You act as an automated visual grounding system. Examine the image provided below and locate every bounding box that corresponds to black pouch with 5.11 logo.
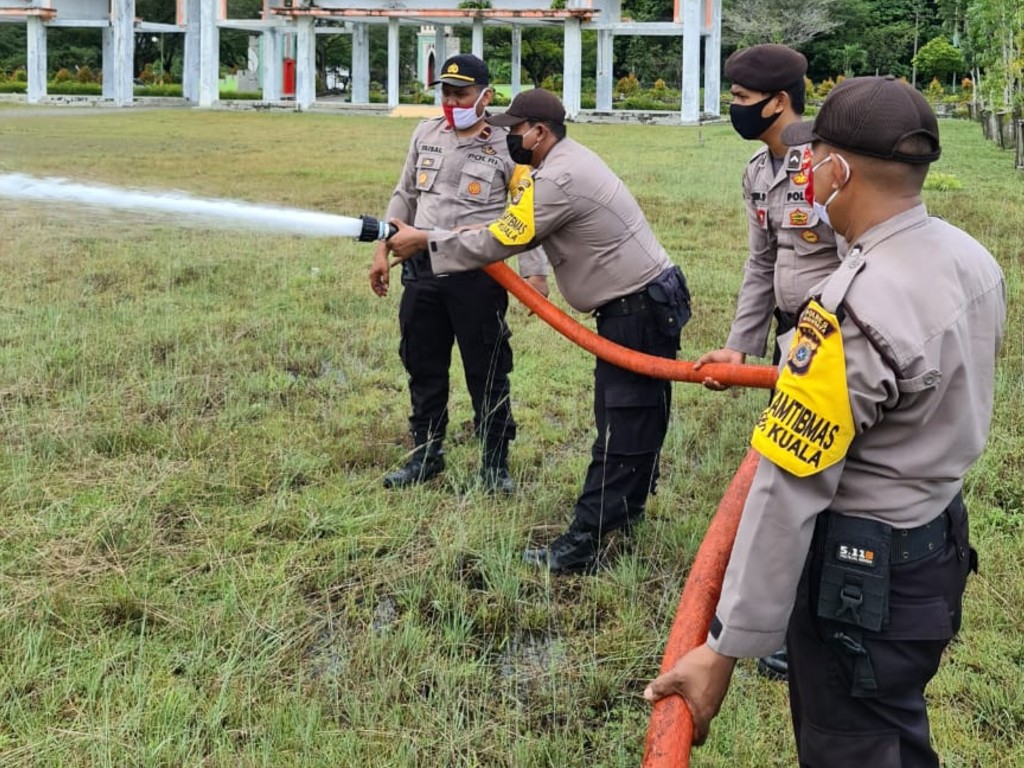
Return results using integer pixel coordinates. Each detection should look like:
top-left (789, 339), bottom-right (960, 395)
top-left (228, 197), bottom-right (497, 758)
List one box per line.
top-left (816, 513), bottom-right (892, 632)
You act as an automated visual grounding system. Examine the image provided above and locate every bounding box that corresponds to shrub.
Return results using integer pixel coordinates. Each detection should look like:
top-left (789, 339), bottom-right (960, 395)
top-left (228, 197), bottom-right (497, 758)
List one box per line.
top-left (490, 90), bottom-right (510, 107)
top-left (134, 84), bottom-right (184, 97)
top-left (0, 81), bottom-right (26, 93)
top-left (48, 81), bottom-right (102, 95)
top-left (616, 72), bottom-right (640, 98)
top-left (817, 78), bottom-right (836, 99)
top-left (925, 77), bottom-right (945, 102)
top-left (76, 65), bottom-right (95, 84)
top-left (621, 93), bottom-right (672, 110)
top-left (220, 90), bottom-right (261, 101)
top-left (53, 68), bottom-right (73, 83)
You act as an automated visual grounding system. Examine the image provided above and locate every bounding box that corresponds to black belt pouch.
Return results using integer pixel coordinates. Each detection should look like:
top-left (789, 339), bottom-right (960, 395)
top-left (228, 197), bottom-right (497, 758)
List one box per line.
top-left (645, 265), bottom-right (692, 337)
top-left (816, 514), bottom-right (892, 632)
top-left (401, 250), bottom-right (434, 283)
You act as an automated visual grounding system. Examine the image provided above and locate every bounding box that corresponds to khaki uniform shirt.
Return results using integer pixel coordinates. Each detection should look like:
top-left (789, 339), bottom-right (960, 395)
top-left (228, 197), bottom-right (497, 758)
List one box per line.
top-left (710, 205), bottom-right (1006, 658)
top-left (385, 116), bottom-right (547, 277)
top-left (726, 144), bottom-right (841, 357)
top-left (426, 138), bottom-right (673, 313)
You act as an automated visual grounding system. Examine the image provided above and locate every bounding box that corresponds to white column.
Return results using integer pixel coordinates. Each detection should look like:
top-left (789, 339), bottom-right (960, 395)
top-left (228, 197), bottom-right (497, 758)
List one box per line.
top-left (596, 29), bottom-right (613, 111)
top-left (562, 17), bottom-right (582, 119)
top-left (295, 16), bottom-right (316, 110)
top-left (433, 25), bottom-right (445, 105)
top-left (262, 28), bottom-right (282, 101)
top-left (183, 0), bottom-right (201, 102)
top-left (352, 23), bottom-right (370, 104)
top-left (26, 16), bottom-right (47, 104)
top-left (387, 18), bottom-right (400, 108)
top-left (198, 0), bottom-right (220, 107)
top-left (510, 26), bottom-right (522, 96)
top-left (680, 0), bottom-right (700, 123)
top-left (106, 0), bottom-right (135, 106)
top-left (702, 0), bottom-right (721, 118)
top-left (472, 19), bottom-right (484, 58)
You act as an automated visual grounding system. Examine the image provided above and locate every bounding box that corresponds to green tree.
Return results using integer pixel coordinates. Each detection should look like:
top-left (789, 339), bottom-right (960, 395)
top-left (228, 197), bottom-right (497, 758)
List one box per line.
top-left (912, 36), bottom-right (965, 81)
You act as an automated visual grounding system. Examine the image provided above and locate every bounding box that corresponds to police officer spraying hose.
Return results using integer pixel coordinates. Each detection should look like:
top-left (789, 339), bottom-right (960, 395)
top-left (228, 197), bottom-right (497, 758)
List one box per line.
top-left (371, 55), bottom-right (549, 494)
top-left (387, 88), bottom-right (692, 574)
top-left (645, 77), bottom-right (1005, 767)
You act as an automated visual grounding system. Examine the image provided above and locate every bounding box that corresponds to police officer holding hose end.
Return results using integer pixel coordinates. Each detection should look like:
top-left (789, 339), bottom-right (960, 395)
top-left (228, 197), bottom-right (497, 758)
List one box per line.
top-left (370, 55), bottom-right (549, 494)
top-left (387, 88), bottom-right (692, 574)
top-left (646, 76), bottom-right (1005, 767)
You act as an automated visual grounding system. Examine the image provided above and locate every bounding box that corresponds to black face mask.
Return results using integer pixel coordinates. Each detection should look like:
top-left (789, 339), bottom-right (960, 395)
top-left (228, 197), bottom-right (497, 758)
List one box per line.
top-left (506, 126), bottom-right (539, 165)
top-left (729, 94), bottom-right (781, 140)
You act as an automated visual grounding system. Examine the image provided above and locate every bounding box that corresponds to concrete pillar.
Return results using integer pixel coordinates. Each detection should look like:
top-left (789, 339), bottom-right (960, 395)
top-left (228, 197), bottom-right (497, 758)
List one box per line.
top-left (387, 18), bottom-right (400, 108)
top-left (295, 16), bottom-right (316, 110)
top-left (472, 19), bottom-right (484, 58)
top-left (510, 26), bottom-right (522, 96)
top-left (183, 0), bottom-right (201, 102)
top-left (681, 0), bottom-right (700, 123)
top-left (26, 16), bottom-right (47, 104)
top-left (702, 0), bottom-right (721, 118)
top-left (262, 28), bottom-right (282, 101)
top-left (198, 0), bottom-right (219, 107)
top-left (562, 17), bottom-right (582, 119)
top-left (352, 23), bottom-right (370, 104)
top-left (433, 25), bottom-right (445, 105)
top-left (104, 0), bottom-right (135, 106)
top-left (596, 29), bottom-right (613, 111)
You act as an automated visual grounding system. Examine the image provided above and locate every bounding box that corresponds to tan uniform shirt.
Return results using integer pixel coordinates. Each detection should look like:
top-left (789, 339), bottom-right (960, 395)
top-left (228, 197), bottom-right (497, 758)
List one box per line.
top-left (425, 137), bottom-right (673, 313)
top-left (726, 144), bottom-right (841, 357)
top-left (385, 116), bottom-right (547, 277)
top-left (711, 205), bottom-right (1006, 658)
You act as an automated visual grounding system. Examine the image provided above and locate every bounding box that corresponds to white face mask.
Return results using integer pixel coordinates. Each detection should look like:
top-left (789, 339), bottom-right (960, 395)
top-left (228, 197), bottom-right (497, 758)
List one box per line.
top-left (446, 88), bottom-right (488, 130)
top-left (811, 154), bottom-right (851, 228)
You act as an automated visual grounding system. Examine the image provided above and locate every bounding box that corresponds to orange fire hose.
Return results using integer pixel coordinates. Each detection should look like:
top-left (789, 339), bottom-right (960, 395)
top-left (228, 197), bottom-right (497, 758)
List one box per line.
top-left (483, 262), bottom-right (778, 389)
top-left (641, 448), bottom-right (761, 768)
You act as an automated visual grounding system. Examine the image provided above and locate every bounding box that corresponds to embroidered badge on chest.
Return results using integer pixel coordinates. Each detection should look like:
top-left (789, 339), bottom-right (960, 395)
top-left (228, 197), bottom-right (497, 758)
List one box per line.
top-left (802, 230), bottom-right (819, 244)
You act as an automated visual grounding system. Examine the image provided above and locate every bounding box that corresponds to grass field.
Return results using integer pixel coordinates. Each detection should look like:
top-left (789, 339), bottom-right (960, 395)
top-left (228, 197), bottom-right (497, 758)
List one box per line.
top-left (0, 107), bottom-right (1022, 767)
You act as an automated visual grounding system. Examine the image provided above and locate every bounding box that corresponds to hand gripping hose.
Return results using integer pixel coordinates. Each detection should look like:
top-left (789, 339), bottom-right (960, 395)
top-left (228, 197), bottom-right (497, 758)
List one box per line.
top-left (642, 448), bottom-right (761, 768)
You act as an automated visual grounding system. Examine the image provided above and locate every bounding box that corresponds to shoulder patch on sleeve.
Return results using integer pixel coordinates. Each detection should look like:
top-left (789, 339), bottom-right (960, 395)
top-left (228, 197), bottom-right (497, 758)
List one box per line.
top-left (489, 174), bottom-right (536, 245)
top-left (751, 299), bottom-right (855, 476)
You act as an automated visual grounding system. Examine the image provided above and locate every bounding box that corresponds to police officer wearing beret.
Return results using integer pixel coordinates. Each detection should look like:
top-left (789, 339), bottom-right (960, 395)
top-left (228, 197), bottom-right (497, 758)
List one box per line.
top-left (387, 88), bottom-right (692, 573)
top-left (696, 43), bottom-right (843, 681)
top-left (370, 55), bottom-right (549, 493)
top-left (646, 77), bottom-right (1005, 767)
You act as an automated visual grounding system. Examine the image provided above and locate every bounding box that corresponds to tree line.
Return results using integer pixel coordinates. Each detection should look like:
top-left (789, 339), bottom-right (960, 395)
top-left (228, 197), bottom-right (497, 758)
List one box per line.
top-left (0, 0), bottom-right (1019, 109)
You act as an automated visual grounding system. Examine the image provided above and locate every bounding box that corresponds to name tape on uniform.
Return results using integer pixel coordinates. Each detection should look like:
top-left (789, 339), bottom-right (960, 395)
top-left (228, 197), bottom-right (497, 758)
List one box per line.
top-left (751, 300), bottom-right (854, 476)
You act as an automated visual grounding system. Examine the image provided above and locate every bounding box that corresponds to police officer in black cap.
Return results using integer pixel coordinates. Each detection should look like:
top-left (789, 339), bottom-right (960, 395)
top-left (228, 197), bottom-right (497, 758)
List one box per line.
top-left (695, 43), bottom-right (843, 682)
top-left (370, 54), bottom-right (549, 493)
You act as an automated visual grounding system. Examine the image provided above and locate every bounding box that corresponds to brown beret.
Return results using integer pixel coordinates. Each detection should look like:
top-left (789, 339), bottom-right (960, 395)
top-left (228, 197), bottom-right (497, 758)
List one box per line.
top-left (724, 44), bottom-right (807, 92)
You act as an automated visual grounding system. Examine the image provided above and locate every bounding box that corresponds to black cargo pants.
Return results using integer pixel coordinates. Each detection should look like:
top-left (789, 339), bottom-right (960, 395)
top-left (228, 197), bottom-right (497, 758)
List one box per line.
top-left (572, 300), bottom-right (679, 534)
top-left (398, 266), bottom-right (516, 447)
top-left (787, 495), bottom-right (973, 768)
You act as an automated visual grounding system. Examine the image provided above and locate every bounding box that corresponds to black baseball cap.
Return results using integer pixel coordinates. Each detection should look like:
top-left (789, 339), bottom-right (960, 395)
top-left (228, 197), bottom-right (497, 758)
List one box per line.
top-left (486, 88), bottom-right (566, 127)
top-left (725, 44), bottom-right (807, 92)
top-left (430, 54), bottom-right (489, 87)
top-left (781, 75), bottom-right (941, 164)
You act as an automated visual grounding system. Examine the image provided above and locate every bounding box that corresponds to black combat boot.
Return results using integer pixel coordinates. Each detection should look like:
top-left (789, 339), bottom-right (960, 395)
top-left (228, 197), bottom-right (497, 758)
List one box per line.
top-left (756, 646), bottom-right (788, 681)
top-left (480, 437), bottom-right (515, 494)
top-left (522, 521), bottom-right (600, 573)
top-left (383, 439), bottom-right (445, 489)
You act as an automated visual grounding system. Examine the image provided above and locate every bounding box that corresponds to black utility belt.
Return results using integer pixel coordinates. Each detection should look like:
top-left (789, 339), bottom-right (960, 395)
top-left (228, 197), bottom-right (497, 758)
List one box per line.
top-left (593, 291), bottom-right (650, 319)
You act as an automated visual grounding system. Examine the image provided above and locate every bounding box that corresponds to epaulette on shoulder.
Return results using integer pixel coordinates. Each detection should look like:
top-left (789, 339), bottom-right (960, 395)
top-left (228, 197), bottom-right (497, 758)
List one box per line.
top-left (747, 145), bottom-right (769, 165)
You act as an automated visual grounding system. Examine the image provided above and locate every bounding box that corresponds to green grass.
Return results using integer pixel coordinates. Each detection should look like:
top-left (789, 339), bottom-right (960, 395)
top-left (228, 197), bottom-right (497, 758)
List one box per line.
top-left (0, 111), bottom-right (1022, 766)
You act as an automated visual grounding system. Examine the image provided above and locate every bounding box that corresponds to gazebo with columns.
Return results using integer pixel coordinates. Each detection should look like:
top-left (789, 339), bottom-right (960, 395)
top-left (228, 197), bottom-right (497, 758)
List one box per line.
top-left (0, 0), bottom-right (723, 122)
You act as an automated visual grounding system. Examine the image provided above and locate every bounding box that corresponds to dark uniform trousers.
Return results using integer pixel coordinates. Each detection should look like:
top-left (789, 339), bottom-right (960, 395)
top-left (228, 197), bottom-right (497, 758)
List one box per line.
top-left (787, 495), bottom-right (973, 768)
top-left (398, 258), bottom-right (516, 449)
top-left (573, 298), bottom-right (680, 534)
